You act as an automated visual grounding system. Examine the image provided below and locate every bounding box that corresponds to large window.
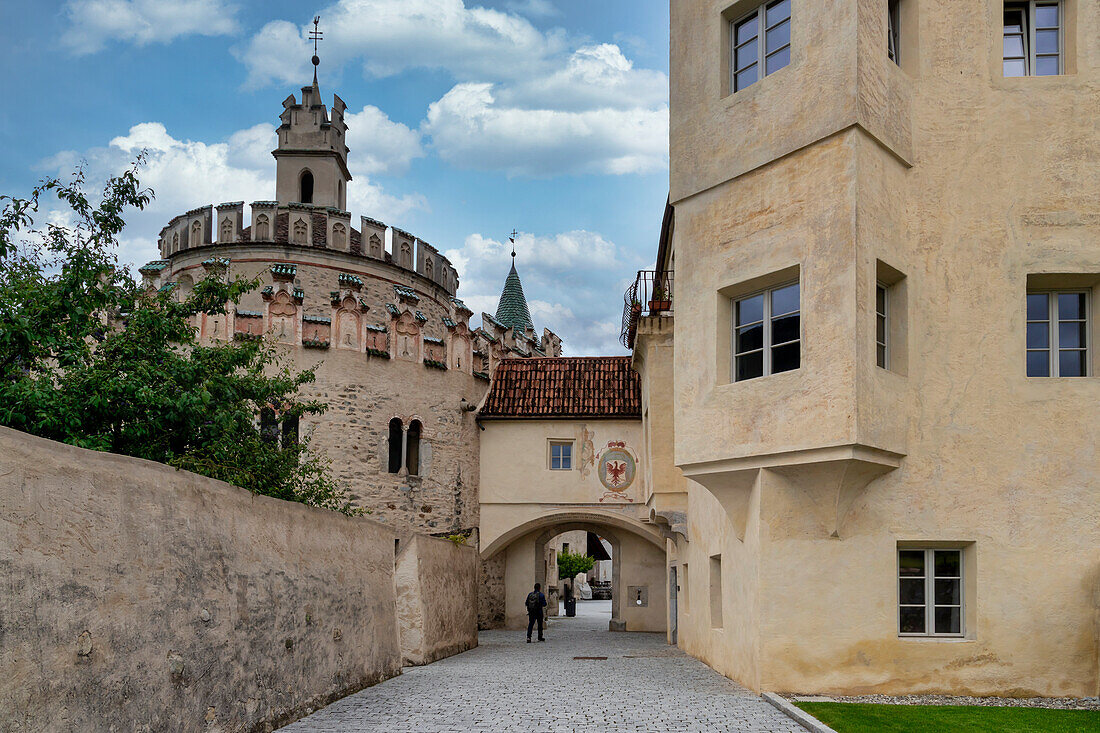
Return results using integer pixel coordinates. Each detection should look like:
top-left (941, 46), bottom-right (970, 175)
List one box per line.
top-left (1003, 2), bottom-right (1062, 77)
top-left (731, 0), bottom-right (792, 92)
top-left (549, 441), bottom-right (573, 470)
top-left (898, 548), bottom-right (963, 637)
top-left (1027, 291), bottom-right (1089, 377)
top-left (735, 282), bottom-right (800, 381)
top-left (388, 418), bottom-right (403, 473)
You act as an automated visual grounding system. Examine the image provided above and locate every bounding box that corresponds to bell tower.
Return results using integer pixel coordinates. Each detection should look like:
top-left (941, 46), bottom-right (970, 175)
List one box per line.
top-left (272, 17), bottom-right (351, 209)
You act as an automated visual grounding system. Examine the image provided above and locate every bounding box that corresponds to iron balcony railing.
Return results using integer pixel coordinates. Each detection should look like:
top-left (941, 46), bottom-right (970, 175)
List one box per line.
top-left (620, 270), bottom-right (674, 349)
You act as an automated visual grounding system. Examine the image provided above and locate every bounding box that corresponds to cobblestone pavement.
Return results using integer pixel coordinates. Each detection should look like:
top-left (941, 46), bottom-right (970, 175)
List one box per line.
top-left (283, 600), bottom-right (806, 732)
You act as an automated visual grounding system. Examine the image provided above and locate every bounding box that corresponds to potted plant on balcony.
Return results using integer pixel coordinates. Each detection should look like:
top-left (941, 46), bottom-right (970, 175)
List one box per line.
top-left (648, 283), bottom-right (671, 312)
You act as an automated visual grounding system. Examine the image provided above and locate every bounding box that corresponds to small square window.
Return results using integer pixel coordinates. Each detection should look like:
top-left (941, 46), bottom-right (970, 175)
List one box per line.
top-left (1004, 2), bottom-right (1062, 77)
top-left (1026, 290), bottom-right (1090, 377)
top-left (898, 547), bottom-right (964, 636)
top-left (550, 441), bottom-right (574, 470)
top-left (734, 281), bottom-right (800, 381)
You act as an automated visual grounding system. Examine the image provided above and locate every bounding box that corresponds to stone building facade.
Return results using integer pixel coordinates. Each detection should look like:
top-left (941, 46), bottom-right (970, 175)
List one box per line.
top-left (140, 74), bottom-right (560, 533)
top-left (621, 0), bottom-right (1100, 698)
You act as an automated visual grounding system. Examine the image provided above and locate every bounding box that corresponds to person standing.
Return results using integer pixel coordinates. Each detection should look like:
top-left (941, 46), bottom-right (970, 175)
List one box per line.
top-left (525, 582), bottom-right (547, 643)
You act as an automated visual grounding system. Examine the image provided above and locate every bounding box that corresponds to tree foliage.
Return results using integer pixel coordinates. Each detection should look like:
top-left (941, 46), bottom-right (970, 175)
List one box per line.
top-left (557, 550), bottom-right (596, 580)
top-left (0, 162), bottom-right (360, 515)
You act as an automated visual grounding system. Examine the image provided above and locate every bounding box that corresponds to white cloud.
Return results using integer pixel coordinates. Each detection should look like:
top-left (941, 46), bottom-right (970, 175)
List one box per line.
top-left (62, 0), bottom-right (239, 55)
top-left (445, 230), bottom-right (636, 355)
top-left (424, 83), bottom-right (668, 177)
top-left (344, 106), bottom-right (425, 175)
top-left (238, 0), bottom-right (561, 88)
top-left (39, 121), bottom-right (425, 270)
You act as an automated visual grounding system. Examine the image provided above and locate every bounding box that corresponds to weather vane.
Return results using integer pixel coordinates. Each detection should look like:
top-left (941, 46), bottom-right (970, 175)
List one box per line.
top-left (309, 16), bottom-right (323, 79)
top-left (508, 229), bottom-right (519, 263)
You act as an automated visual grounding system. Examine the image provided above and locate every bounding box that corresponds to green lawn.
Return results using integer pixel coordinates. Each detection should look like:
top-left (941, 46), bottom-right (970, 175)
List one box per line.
top-left (794, 702), bottom-right (1100, 733)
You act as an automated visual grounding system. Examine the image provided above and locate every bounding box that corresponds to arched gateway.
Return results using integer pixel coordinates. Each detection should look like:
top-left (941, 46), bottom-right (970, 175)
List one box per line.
top-left (477, 357), bottom-right (677, 634)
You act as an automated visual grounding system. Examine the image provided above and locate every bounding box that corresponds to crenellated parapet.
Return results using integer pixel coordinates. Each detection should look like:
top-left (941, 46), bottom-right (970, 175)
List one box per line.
top-left (155, 201), bottom-right (461, 297)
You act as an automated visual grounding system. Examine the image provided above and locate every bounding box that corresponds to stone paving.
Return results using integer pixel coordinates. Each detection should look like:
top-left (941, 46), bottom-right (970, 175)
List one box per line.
top-left (283, 600), bottom-right (807, 732)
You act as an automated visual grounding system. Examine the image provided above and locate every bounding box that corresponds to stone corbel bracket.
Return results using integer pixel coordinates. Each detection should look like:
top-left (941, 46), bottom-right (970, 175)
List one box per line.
top-left (650, 510), bottom-right (689, 543)
top-left (682, 444), bottom-right (903, 541)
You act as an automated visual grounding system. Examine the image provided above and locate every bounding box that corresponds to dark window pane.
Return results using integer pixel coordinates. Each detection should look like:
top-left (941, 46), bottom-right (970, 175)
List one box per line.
top-left (1027, 322), bottom-right (1049, 349)
top-left (772, 314), bottom-right (800, 345)
top-left (1059, 350), bottom-right (1086, 377)
top-left (934, 550), bottom-right (960, 578)
top-left (766, 20), bottom-right (790, 52)
top-left (736, 351), bottom-right (764, 381)
top-left (1035, 4), bottom-right (1059, 27)
top-left (877, 286), bottom-right (887, 313)
top-left (1004, 59), bottom-right (1027, 77)
top-left (1035, 56), bottom-right (1060, 76)
top-left (736, 40), bottom-right (759, 70)
top-left (737, 324), bottom-right (764, 353)
top-left (737, 294), bottom-right (765, 326)
top-left (1035, 29), bottom-right (1059, 54)
top-left (899, 550), bottom-right (925, 576)
top-left (935, 579), bottom-right (961, 606)
top-left (736, 66), bottom-right (759, 90)
top-left (766, 46), bottom-right (791, 74)
top-left (900, 606), bottom-right (925, 634)
top-left (899, 578), bottom-right (925, 605)
top-left (766, 0), bottom-right (791, 26)
top-left (1004, 36), bottom-right (1025, 58)
top-left (1027, 293), bottom-right (1049, 321)
top-left (1027, 350), bottom-right (1050, 377)
top-left (877, 344), bottom-right (887, 368)
top-left (934, 606), bottom-right (961, 634)
top-left (771, 283), bottom-right (799, 316)
top-left (736, 15), bottom-right (759, 45)
top-left (771, 342), bottom-right (800, 374)
top-left (1058, 293), bottom-right (1085, 320)
top-left (1058, 321), bottom-right (1085, 349)
top-left (877, 315), bottom-right (887, 344)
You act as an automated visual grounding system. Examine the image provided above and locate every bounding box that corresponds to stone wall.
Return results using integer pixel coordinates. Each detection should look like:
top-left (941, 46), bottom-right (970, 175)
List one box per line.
top-left (0, 427), bottom-right (406, 732)
top-left (477, 554), bottom-right (507, 630)
top-left (395, 535), bottom-right (478, 666)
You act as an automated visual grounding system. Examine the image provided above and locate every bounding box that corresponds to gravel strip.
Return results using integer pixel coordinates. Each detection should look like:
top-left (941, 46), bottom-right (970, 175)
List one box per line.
top-left (787, 694), bottom-right (1100, 711)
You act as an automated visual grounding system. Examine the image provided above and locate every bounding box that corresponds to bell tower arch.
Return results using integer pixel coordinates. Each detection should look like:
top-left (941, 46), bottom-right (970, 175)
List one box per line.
top-left (272, 78), bottom-right (351, 209)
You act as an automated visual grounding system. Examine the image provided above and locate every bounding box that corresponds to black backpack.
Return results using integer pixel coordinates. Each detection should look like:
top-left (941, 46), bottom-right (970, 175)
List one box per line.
top-left (525, 591), bottom-right (542, 614)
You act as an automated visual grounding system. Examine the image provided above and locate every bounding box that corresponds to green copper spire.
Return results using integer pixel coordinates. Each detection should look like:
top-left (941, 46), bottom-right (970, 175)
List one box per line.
top-left (494, 262), bottom-right (533, 333)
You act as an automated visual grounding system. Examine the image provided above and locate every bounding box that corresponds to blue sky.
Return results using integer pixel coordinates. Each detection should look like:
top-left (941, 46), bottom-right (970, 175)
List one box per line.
top-left (0, 0), bottom-right (670, 355)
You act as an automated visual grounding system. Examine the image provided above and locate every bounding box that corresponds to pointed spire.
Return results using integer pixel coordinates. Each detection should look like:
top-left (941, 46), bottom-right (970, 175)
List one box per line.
top-left (495, 262), bottom-right (534, 333)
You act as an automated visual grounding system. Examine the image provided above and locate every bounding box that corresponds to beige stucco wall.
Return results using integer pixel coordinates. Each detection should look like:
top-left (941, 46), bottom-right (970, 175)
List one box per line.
top-left (663, 0), bottom-right (1100, 697)
top-left (0, 426), bottom-right (404, 732)
top-left (396, 535), bottom-right (478, 666)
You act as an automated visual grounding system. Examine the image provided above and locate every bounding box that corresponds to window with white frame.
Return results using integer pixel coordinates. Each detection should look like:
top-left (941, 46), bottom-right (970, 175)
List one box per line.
top-left (898, 548), bottom-right (963, 636)
top-left (731, 0), bottom-right (792, 92)
top-left (734, 281), bottom-right (800, 381)
top-left (888, 0), bottom-right (901, 65)
top-left (1027, 291), bottom-right (1090, 377)
top-left (876, 283), bottom-right (889, 369)
top-left (1003, 1), bottom-right (1062, 77)
top-left (549, 441), bottom-right (573, 470)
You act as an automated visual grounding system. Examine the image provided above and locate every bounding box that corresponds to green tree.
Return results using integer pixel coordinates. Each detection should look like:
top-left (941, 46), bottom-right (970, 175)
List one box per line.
top-left (557, 550), bottom-right (596, 581)
top-left (0, 162), bottom-right (359, 515)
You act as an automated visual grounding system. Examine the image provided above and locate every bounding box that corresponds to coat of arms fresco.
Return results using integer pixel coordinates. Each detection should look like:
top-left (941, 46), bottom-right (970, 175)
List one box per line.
top-left (597, 441), bottom-right (636, 502)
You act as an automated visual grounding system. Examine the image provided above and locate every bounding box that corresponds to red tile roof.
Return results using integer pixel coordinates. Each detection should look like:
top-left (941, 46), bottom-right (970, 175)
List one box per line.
top-left (479, 356), bottom-right (640, 419)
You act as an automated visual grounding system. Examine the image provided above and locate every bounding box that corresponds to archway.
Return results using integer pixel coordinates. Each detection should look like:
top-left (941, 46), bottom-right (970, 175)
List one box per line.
top-left (480, 510), bottom-right (667, 634)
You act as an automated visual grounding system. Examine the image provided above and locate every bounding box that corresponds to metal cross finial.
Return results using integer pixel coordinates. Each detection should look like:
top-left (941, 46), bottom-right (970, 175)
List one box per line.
top-left (508, 229), bottom-right (518, 263)
top-left (309, 16), bottom-right (323, 71)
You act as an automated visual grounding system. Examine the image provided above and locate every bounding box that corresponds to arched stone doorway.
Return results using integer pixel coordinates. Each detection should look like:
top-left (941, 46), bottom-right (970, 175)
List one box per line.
top-left (480, 510), bottom-right (667, 634)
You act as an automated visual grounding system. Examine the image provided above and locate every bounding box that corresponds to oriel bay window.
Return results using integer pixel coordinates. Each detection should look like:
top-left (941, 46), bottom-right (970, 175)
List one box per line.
top-left (1027, 291), bottom-right (1090, 377)
top-left (734, 281), bottom-right (800, 381)
top-left (898, 548), bottom-right (963, 637)
top-left (1004, 2), bottom-right (1062, 77)
top-left (731, 0), bottom-right (792, 92)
